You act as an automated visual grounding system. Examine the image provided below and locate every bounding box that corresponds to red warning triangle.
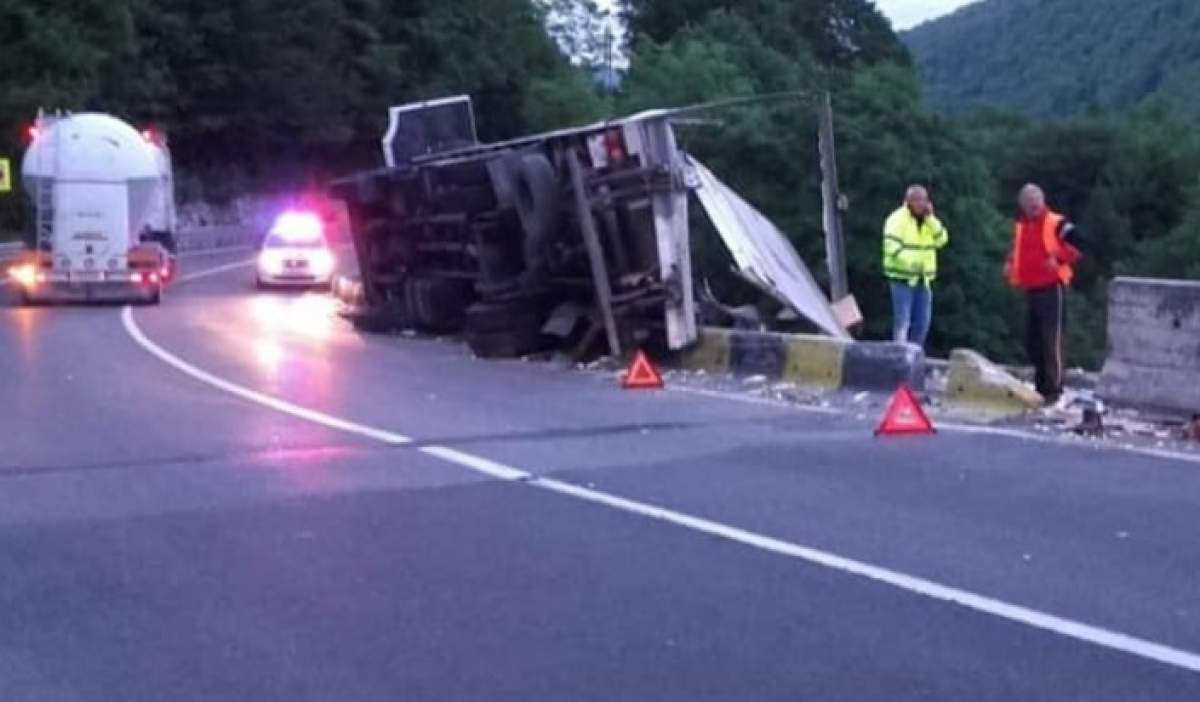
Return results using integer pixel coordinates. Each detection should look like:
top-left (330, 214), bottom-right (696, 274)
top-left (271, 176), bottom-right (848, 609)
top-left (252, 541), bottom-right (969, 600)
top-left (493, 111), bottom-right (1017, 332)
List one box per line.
top-left (622, 350), bottom-right (664, 390)
top-left (875, 384), bottom-right (935, 436)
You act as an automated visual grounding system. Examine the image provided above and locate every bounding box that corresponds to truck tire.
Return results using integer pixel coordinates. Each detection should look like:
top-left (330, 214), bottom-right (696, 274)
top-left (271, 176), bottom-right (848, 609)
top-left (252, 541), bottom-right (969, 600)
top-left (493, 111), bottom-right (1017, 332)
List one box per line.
top-left (464, 300), bottom-right (548, 359)
top-left (514, 153), bottom-right (561, 271)
top-left (404, 277), bottom-right (473, 332)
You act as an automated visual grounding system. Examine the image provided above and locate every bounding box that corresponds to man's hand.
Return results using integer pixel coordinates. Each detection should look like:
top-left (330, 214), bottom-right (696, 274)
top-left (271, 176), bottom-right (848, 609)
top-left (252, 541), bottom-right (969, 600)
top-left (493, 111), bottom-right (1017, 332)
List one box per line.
top-left (1044, 255), bottom-right (1060, 273)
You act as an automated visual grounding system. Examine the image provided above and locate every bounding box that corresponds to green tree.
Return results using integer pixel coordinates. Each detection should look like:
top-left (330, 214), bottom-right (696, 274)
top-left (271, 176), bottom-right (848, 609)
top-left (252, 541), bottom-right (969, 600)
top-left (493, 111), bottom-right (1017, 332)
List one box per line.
top-left (619, 8), bottom-right (1019, 359)
top-left (621, 0), bottom-right (907, 67)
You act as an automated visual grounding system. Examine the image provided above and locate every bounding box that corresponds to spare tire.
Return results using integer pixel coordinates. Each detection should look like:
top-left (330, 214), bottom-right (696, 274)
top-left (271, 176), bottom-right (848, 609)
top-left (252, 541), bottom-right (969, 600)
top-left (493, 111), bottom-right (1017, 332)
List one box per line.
top-left (464, 300), bottom-right (548, 359)
top-left (514, 153), bottom-right (561, 271)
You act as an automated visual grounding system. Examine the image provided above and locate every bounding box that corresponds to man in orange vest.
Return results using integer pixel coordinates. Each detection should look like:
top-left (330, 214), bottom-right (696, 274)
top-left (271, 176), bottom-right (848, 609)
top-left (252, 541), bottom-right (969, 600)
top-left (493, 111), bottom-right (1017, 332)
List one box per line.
top-left (1004, 184), bottom-right (1083, 405)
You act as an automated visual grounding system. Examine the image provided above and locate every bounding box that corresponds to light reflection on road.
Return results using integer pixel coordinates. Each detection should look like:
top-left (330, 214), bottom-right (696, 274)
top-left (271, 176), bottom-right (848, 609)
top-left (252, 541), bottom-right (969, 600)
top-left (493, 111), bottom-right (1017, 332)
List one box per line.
top-left (250, 294), bottom-right (337, 341)
top-left (244, 292), bottom-right (342, 410)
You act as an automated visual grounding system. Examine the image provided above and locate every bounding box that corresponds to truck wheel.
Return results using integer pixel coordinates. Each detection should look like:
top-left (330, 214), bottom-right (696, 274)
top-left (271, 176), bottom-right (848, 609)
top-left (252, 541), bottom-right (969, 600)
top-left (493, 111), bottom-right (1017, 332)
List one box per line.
top-left (464, 301), bottom-right (548, 359)
top-left (514, 153), bottom-right (561, 271)
top-left (404, 278), bottom-right (473, 332)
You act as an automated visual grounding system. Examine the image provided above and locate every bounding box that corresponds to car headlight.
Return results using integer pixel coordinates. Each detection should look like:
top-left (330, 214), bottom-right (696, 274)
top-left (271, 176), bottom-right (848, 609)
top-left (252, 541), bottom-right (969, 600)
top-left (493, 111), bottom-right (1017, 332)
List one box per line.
top-left (258, 251), bottom-right (285, 276)
top-left (309, 250), bottom-right (335, 276)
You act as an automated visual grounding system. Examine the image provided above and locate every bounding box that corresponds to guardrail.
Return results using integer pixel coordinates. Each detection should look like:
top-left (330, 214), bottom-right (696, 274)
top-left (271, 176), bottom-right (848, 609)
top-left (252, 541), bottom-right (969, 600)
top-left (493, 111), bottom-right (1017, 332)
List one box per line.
top-left (0, 242), bottom-right (24, 268)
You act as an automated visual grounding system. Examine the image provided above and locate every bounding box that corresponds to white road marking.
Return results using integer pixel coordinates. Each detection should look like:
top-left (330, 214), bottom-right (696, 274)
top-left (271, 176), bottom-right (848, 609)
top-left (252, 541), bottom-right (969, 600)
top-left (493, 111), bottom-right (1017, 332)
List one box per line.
top-left (678, 383), bottom-right (1200, 467)
top-left (178, 258), bottom-right (1200, 467)
top-left (176, 259), bottom-right (255, 283)
top-left (122, 307), bottom-right (410, 446)
top-left (178, 245), bottom-right (253, 258)
top-left (120, 269), bottom-right (1200, 675)
top-left (938, 420), bottom-right (1200, 467)
top-left (532, 477), bottom-right (1200, 671)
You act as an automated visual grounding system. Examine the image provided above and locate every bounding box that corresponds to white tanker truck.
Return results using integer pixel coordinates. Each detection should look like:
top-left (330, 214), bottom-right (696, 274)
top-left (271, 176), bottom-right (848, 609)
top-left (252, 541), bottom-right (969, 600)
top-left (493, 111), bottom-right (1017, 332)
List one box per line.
top-left (9, 111), bottom-right (177, 305)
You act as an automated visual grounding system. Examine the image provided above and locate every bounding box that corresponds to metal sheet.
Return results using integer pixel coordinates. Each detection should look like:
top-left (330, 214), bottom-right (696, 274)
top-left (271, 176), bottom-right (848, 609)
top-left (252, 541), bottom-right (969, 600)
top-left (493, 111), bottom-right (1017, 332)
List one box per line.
top-left (687, 155), bottom-right (849, 339)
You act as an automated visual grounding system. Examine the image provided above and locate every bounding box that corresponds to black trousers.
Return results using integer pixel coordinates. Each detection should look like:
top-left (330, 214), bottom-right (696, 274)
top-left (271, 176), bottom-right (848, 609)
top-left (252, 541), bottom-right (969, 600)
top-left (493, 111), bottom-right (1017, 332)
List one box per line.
top-left (1025, 284), bottom-right (1066, 400)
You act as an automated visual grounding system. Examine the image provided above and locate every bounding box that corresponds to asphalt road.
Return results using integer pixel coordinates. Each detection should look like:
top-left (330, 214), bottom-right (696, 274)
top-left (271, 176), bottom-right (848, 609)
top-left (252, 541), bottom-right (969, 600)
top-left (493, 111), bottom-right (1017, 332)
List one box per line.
top-left (2, 250), bottom-right (1199, 701)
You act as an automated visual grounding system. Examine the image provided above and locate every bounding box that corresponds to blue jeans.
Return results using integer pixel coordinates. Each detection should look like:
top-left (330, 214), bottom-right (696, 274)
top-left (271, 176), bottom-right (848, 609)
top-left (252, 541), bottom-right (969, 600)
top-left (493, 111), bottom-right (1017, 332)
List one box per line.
top-left (889, 281), bottom-right (932, 348)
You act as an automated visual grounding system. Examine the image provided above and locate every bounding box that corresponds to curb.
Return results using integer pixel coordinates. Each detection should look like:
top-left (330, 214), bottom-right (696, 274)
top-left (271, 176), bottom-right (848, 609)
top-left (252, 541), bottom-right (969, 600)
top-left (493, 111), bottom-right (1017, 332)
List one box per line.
top-left (680, 327), bottom-right (924, 392)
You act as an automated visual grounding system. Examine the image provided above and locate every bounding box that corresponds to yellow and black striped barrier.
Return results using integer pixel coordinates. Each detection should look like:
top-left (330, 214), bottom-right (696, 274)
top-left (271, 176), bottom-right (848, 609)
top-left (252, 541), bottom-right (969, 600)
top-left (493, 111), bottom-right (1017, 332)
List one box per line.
top-left (680, 327), bottom-right (925, 392)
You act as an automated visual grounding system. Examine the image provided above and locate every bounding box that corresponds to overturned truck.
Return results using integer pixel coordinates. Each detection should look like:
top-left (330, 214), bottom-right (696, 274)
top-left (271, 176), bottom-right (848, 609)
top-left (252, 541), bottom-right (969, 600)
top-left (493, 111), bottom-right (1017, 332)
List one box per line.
top-left (331, 95), bottom-right (847, 359)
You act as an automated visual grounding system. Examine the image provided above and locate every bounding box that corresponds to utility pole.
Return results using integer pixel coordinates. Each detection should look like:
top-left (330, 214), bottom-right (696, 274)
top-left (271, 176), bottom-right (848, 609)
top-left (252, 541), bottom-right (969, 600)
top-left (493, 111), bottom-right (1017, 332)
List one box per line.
top-left (817, 91), bottom-right (849, 303)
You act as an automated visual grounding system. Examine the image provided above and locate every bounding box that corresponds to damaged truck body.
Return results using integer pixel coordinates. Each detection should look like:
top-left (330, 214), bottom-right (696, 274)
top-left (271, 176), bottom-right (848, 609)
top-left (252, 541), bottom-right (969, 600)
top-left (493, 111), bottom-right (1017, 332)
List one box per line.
top-left (330, 94), bottom-right (847, 360)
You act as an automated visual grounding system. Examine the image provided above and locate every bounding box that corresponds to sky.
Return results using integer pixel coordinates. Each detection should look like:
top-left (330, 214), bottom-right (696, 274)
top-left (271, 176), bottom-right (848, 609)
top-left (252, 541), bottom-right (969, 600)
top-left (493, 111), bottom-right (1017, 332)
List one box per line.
top-left (872, 0), bottom-right (980, 30)
top-left (592, 1), bottom-right (981, 33)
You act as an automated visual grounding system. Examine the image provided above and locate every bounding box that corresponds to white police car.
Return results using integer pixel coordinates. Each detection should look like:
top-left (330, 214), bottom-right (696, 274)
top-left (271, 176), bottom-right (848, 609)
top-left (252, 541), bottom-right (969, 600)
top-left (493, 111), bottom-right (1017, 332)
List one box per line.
top-left (256, 211), bottom-right (336, 289)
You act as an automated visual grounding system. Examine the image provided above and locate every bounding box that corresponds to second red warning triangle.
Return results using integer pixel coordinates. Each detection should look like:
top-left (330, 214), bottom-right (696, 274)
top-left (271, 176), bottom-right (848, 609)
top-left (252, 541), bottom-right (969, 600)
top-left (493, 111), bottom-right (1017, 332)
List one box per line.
top-left (875, 384), bottom-right (935, 436)
top-left (622, 350), bottom-right (664, 390)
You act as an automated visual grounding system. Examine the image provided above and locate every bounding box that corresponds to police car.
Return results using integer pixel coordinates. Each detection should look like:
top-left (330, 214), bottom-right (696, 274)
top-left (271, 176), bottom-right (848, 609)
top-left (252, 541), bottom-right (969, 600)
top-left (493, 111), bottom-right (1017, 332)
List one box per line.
top-left (256, 211), bottom-right (336, 290)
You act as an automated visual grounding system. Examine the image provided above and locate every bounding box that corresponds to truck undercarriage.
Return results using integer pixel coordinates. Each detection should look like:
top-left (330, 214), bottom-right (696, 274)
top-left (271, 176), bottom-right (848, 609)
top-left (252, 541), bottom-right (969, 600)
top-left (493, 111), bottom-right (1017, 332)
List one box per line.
top-left (331, 96), bottom-right (847, 359)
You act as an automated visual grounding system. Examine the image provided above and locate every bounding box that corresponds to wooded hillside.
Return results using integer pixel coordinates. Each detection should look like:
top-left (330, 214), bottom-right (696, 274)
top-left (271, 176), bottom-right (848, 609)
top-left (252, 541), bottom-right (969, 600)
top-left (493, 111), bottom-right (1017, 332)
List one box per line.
top-left (904, 0), bottom-right (1200, 119)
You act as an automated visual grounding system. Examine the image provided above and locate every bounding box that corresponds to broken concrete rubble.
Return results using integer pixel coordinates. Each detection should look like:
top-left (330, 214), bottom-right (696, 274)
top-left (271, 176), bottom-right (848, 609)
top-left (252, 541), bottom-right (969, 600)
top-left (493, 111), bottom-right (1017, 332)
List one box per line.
top-left (946, 349), bottom-right (1044, 416)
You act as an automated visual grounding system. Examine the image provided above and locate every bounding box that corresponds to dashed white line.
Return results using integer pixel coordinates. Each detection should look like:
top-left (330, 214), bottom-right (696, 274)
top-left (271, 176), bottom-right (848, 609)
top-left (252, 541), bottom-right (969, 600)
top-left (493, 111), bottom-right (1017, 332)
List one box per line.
top-left (121, 262), bottom-right (1200, 675)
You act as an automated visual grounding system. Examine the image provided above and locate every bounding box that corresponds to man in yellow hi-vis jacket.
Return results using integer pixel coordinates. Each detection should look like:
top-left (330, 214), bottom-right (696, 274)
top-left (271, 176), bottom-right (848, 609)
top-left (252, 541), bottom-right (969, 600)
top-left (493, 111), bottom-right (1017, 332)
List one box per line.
top-left (882, 185), bottom-right (949, 348)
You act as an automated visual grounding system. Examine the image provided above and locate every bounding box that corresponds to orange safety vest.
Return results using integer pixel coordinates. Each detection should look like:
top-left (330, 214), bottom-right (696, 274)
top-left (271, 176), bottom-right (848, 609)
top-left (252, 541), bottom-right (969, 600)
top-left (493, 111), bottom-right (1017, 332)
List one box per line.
top-left (1009, 211), bottom-right (1074, 289)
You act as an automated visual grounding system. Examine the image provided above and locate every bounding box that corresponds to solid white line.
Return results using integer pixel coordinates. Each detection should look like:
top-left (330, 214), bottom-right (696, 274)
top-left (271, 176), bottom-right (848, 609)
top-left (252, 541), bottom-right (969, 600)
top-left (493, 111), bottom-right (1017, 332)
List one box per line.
top-left (119, 294), bottom-right (1200, 675)
top-left (938, 421), bottom-right (1200, 467)
top-left (534, 475), bottom-right (1200, 673)
top-left (178, 245), bottom-right (253, 258)
top-left (673, 384), bottom-right (1200, 467)
top-left (121, 307), bottom-right (410, 446)
top-left (176, 259), bottom-right (255, 284)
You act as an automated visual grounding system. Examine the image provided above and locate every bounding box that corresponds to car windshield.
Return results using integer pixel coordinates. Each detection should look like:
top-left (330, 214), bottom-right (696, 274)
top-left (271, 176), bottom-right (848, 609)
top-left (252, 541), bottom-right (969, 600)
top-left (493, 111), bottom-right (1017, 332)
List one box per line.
top-left (264, 232), bottom-right (325, 249)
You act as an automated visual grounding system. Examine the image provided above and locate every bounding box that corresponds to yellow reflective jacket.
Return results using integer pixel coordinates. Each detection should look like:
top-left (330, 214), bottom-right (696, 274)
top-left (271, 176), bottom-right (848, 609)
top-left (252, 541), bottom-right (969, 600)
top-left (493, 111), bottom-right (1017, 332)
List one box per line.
top-left (882, 205), bottom-right (949, 285)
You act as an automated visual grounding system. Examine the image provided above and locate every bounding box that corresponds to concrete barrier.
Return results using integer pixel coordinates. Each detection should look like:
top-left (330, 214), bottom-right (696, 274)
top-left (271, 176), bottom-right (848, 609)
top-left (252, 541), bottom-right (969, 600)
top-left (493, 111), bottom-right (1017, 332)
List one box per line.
top-left (1099, 277), bottom-right (1200, 415)
top-left (844, 342), bottom-right (924, 391)
top-left (946, 348), bottom-right (1043, 415)
top-left (681, 327), bottom-right (922, 392)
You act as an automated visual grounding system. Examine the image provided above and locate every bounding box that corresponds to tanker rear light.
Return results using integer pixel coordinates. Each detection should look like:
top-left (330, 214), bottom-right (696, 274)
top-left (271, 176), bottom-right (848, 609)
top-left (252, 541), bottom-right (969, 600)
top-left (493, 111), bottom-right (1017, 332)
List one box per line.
top-left (9, 264), bottom-right (38, 289)
top-left (129, 271), bottom-right (161, 285)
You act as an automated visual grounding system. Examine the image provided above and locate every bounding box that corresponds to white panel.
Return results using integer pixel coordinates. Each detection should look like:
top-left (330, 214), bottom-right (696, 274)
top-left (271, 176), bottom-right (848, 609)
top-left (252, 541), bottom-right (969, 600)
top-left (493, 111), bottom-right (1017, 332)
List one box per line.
top-left (688, 155), bottom-right (849, 339)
